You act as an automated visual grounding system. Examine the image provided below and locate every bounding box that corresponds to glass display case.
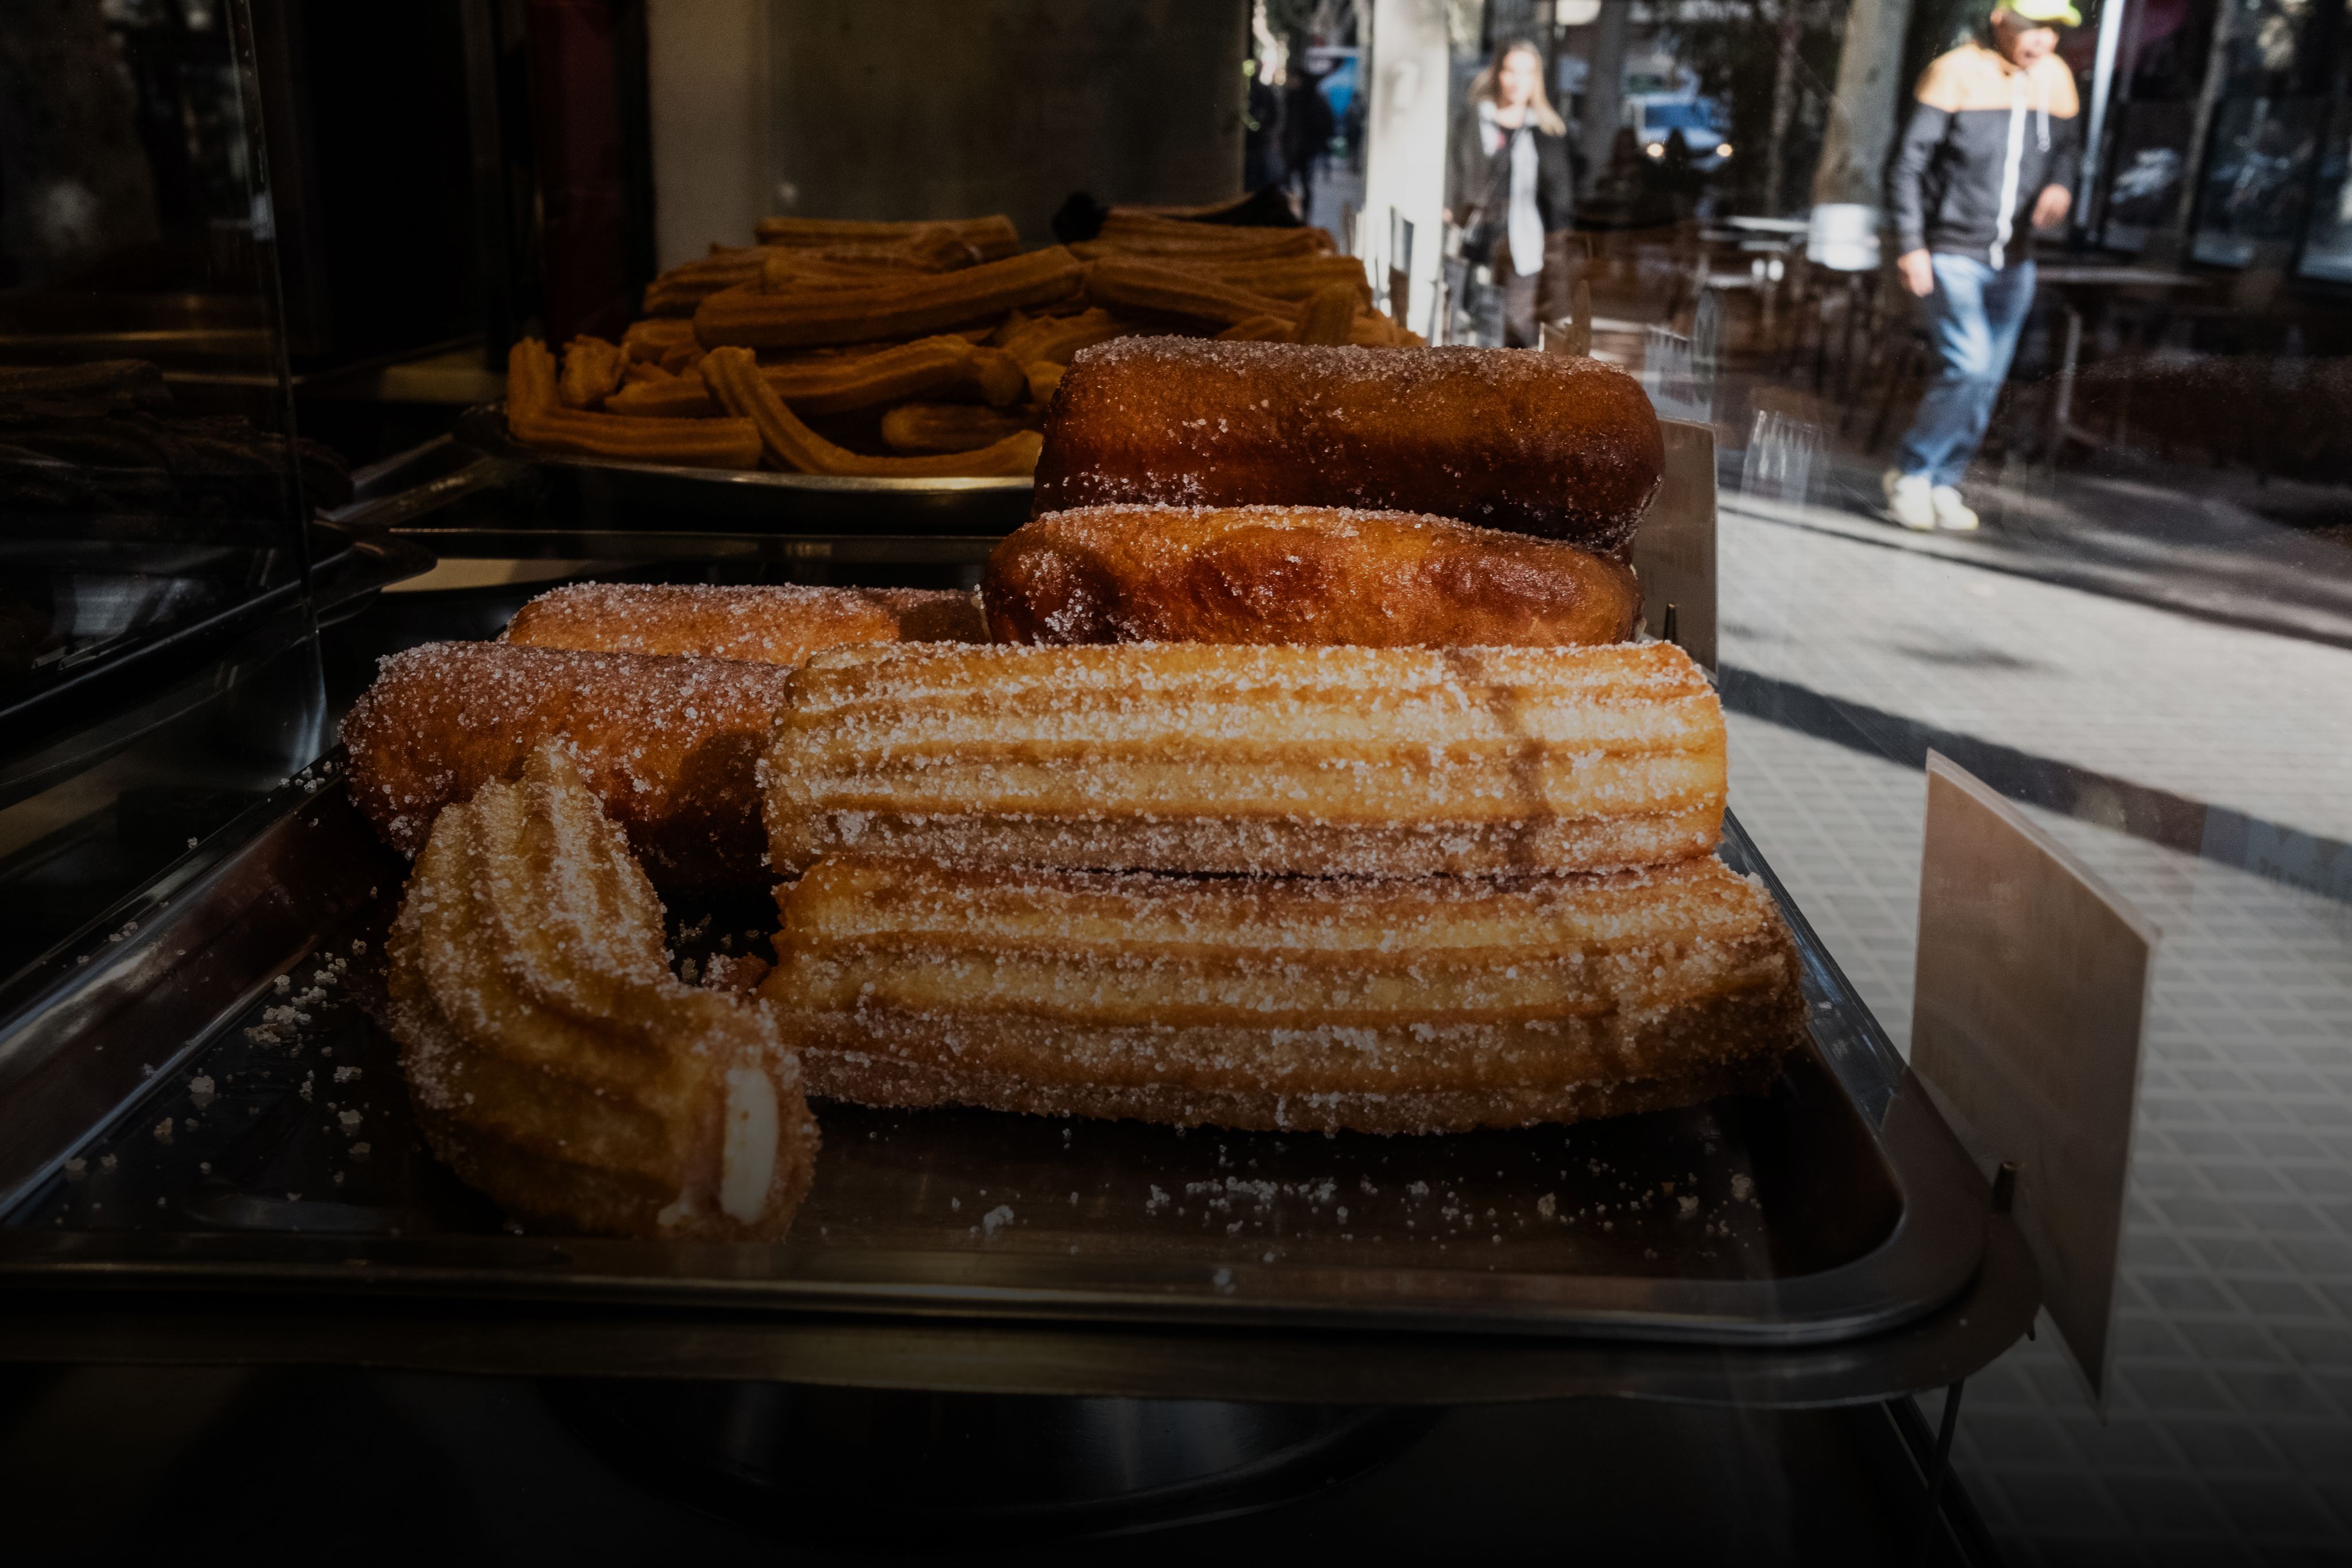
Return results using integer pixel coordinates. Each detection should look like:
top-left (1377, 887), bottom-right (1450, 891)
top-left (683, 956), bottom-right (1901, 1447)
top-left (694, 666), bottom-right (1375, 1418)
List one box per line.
top-left (1, 1), bottom-right (2347, 1561)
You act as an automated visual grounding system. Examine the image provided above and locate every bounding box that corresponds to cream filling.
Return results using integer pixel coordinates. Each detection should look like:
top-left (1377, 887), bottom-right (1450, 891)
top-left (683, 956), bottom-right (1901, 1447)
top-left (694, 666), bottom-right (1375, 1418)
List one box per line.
top-left (719, 1067), bottom-right (780, 1224)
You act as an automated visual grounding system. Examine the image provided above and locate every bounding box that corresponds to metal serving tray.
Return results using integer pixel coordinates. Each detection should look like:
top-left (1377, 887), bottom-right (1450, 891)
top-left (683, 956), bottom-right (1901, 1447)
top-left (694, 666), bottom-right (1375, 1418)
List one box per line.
top-left (454, 402), bottom-right (1034, 537)
top-left (0, 754), bottom-right (2016, 1389)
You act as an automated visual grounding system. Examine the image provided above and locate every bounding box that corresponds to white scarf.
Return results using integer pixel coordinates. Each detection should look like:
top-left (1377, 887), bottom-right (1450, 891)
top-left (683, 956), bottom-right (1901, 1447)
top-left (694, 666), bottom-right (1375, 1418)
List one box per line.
top-left (1479, 103), bottom-right (1546, 278)
top-left (1507, 125), bottom-right (1544, 277)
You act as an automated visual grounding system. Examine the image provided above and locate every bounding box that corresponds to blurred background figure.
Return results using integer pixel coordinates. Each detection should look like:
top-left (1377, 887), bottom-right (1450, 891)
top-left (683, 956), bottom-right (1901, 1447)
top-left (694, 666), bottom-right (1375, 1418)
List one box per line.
top-left (1243, 56), bottom-right (1288, 193)
top-left (1449, 37), bottom-right (1577, 347)
top-left (1283, 59), bottom-right (1336, 209)
top-left (1882, 0), bottom-right (2082, 531)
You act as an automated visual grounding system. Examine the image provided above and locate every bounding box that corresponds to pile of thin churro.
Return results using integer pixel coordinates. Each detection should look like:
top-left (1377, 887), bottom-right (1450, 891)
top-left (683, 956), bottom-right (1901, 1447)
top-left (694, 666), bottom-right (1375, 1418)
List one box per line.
top-left (502, 209), bottom-right (1419, 477)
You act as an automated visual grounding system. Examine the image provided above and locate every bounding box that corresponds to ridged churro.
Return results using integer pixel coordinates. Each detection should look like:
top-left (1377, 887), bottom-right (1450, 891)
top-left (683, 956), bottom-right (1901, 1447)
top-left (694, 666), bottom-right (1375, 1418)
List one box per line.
top-left (389, 746), bottom-right (817, 1238)
top-left (701, 346), bottom-right (1042, 477)
top-left (559, 337), bottom-right (626, 408)
top-left (343, 641), bottom-right (796, 892)
top-left (1081, 256), bottom-right (1301, 330)
top-left (695, 247), bottom-right (1085, 350)
top-left (643, 246), bottom-right (769, 316)
top-left (760, 852), bottom-right (1805, 1135)
top-left (505, 339), bottom-right (760, 469)
top-left (983, 505), bottom-right (1640, 648)
top-left (881, 402), bottom-right (1037, 454)
top-left (504, 582), bottom-right (984, 662)
top-left (1035, 339), bottom-right (1664, 554)
top-left (761, 640), bottom-right (1726, 878)
top-left (753, 214), bottom-right (1020, 258)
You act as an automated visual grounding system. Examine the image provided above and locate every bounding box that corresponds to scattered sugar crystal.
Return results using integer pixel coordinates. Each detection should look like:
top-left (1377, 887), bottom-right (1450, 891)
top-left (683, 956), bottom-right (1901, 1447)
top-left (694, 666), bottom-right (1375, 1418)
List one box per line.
top-left (980, 1205), bottom-right (1014, 1237)
top-left (63, 1159), bottom-right (86, 1180)
top-left (189, 1076), bottom-right (215, 1108)
top-left (1536, 1193), bottom-right (1557, 1219)
top-left (350, 1143), bottom-right (372, 1160)
top-left (1730, 1174), bottom-right (1754, 1203)
top-left (1678, 1195), bottom-right (1699, 1218)
top-left (152, 1118), bottom-right (173, 1144)
top-left (338, 1110), bottom-right (363, 1131)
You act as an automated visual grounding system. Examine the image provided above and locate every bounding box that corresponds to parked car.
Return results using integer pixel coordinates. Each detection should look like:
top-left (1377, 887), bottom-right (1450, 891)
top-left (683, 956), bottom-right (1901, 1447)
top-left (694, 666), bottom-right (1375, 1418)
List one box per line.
top-left (1626, 96), bottom-right (1733, 172)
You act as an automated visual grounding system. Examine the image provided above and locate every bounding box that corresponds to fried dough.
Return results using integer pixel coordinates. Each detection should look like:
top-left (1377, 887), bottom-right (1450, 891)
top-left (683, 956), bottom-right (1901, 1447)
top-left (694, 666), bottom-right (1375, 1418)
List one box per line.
top-left (983, 505), bottom-right (1640, 648)
top-left (761, 853), bottom-right (1805, 1135)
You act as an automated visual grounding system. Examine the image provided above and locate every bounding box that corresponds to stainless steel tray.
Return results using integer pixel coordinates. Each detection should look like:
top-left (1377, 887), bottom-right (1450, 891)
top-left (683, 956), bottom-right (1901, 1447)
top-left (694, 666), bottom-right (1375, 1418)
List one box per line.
top-left (452, 402), bottom-right (1034, 536)
top-left (0, 756), bottom-right (2024, 1397)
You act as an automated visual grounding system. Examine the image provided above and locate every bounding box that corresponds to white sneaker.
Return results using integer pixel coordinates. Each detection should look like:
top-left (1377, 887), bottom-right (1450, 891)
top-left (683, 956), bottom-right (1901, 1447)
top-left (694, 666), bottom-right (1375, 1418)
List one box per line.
top-left (1930, 486), bottom-right (1980, 531)
top-left (1882, 470), bottom-right (1936, 531)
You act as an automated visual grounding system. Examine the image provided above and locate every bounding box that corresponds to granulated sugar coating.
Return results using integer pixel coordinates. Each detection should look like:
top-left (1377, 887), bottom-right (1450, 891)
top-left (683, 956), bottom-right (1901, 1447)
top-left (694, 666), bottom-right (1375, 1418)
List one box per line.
top-left (502, 582), bottom-right (984, 664)
top-left (386, 746), bottom-right (818, 1239)
top-left (342, 640), bottom-right (796, 892)
top-left (762, 638), bottom-right (1726, 878)
top-left (983, 504), bottom-right (1642, 649)
top-left (1033, 340), bottom-right (1665, 556)
top-left (759, 851), bottom-right (1806, 1135)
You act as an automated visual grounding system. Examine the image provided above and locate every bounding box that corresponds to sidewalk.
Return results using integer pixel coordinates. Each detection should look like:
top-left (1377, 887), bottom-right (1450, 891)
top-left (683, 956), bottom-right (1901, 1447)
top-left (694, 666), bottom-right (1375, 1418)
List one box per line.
top-left (1718, 502), bottom-right (2352, 1562)
top-left (1723, 443), bottom-right (2352, 652)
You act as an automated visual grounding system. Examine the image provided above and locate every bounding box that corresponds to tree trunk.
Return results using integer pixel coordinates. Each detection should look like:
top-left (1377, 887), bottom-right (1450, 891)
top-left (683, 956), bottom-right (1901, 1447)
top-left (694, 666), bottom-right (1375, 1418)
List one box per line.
top-left (1579, 0), bottom-right (1632, 177)
top-left (1764, 0), bottom-right (1804, 214)
top-left (1809, 0), bottom-right (1913, 208)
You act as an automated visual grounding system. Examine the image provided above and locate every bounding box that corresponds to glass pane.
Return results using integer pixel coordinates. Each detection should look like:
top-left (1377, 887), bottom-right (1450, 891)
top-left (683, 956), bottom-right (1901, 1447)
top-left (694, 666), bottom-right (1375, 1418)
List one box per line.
top-left (0, 0), bottom-right (324, 985)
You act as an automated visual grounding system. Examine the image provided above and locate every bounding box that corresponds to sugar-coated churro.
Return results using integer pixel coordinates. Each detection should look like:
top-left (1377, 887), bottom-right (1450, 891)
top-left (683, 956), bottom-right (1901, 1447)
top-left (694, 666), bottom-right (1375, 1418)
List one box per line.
top-left (761, 640), bottom-right (1726, 878)
top-left (760, 851), bottom-right (1804, 1135)
top-left (504, 582), bottom-right (984, 663)
top-left (343, 640), bottom-right (796, 892)
top-left (389, 746), bottom-right (817, 1238)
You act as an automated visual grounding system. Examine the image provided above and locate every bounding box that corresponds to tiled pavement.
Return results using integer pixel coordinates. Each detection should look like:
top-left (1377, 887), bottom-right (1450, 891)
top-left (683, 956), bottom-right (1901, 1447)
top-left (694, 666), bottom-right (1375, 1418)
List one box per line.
top-left (1719, 497), bottom-right (2352, 849)
top-left (1720, 507), bottom-right (2352, 1563)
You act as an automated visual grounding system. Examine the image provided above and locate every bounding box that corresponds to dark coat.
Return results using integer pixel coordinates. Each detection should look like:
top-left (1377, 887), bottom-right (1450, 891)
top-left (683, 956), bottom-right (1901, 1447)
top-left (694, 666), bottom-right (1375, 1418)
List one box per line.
top-left (1887, 42), bottom-right (2082, 266)
top-left (1449, 114), bottom-right (1577, 235)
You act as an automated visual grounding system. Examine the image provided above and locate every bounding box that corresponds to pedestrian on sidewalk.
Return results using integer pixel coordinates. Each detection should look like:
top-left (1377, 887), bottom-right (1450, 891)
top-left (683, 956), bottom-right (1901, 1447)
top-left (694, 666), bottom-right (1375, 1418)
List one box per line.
top-left (1448, 39), bottom-right (1578, 349)
top-left (1882, 0), bottom-right (2082, 532)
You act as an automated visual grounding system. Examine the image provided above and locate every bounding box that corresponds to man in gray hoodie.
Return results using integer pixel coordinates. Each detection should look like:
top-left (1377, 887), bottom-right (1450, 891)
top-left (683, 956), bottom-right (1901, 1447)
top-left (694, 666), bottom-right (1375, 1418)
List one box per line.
top-left (1882, 0), bottom-right (2082, 531)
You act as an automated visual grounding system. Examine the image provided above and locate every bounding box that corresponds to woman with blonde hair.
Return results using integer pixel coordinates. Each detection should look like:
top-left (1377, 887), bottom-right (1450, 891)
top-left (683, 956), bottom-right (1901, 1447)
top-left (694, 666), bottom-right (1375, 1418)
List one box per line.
top-left (1448, 39), bottom-right (1580, 347)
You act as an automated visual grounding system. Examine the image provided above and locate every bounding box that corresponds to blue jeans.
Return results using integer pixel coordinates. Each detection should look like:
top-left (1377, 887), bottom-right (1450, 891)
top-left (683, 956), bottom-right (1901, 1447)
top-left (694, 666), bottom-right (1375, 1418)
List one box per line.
top-left (1893, 254), bottom-right (2036, 489)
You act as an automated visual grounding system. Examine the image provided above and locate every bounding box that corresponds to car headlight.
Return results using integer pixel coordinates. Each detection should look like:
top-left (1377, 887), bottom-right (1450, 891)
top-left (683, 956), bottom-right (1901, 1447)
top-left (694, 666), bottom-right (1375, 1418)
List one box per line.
top-left (1645, 142), bottom-right (1664, 157)
top-left (1716, 142), bottom-right (1734, 157)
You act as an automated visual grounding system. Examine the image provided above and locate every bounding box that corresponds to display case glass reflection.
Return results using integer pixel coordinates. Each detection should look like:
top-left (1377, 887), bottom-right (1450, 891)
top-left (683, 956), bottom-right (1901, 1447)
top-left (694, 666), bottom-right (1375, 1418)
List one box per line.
top-left (0, 0), bottom-right (330, 988)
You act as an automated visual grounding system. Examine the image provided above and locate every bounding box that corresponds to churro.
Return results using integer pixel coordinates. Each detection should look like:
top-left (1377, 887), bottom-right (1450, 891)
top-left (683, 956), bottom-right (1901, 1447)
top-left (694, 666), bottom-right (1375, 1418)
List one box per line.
top-left (753, 214), bottom-right (1020, 258)
top-left (389, 746), bottom-right (817, 1238)
top-left (695, 247), bottom-right (1085, 350)
top-left (761, 640), bottom-right (1726, 878)
top-left (1035, 339), bottom-right (1664, 555)
top-left (880, 402), bottom-right (1037, 455)
top-left (505, 339), bottom-right (760, 469)
top-left (761, 852), bottom-right (1804, 1135)
top-left (984, 505), bottom-right (1640, 648)
top-left (700, 346), bottom-right (1041, 477)
top-left (558, 336), bottom-right (626, 408)
top-left (1080, 256), bottom-right (1300, 330)
top-left (342, 640), bottom-right (796, 892)
top-left (504, 582), bottom-right (984, 662)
